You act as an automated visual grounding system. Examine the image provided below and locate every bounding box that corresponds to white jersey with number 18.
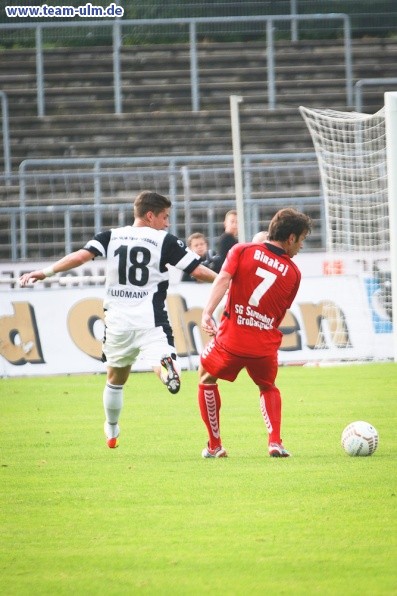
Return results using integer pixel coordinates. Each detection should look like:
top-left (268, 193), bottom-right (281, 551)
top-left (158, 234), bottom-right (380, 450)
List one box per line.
top-left (84, 225), bottom-right (201, 330)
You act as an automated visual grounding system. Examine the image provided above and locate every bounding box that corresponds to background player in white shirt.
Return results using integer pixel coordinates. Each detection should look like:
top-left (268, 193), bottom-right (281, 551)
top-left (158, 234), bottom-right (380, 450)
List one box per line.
top-left (20, 190), bottom-right (217, 448)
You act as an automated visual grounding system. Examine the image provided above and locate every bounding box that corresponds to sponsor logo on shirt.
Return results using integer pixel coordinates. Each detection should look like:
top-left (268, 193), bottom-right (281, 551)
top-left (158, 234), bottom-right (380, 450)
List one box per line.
top-left (113, 235), bottom-right (158, 247)
top-left (236, 310), bottom-right (275, 331)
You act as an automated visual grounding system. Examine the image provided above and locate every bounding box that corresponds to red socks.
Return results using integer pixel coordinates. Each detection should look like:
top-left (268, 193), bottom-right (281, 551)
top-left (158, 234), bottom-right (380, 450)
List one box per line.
top-left (198, 383), bottom-right (221, 450)
top-left (260, 387), bottom-right (282, 444)
top-left (198, 383), bottom-right (282, 448)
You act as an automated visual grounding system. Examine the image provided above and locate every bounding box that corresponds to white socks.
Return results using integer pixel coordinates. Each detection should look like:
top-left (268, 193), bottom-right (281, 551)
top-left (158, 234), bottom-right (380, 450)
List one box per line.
top-left (103, 382), bottom-right (123, 433)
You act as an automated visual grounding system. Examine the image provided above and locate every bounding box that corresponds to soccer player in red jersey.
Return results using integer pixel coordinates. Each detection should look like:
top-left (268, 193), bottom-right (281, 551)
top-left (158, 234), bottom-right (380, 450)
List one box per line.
top-left (198, 208), bottom-right (312, 458)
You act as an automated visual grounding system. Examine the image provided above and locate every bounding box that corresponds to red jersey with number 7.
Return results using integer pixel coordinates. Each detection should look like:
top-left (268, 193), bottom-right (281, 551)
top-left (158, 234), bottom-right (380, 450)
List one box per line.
top-left (216, 242), bottom-right (301, 357)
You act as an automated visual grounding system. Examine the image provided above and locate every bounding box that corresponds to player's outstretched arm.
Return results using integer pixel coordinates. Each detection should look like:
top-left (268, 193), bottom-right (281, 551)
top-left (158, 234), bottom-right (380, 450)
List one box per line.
top-left (190, 263), bottom-right (218, 283)
top-left (19, 249), bottom-right (95, 287)
top-left (201, 270), bottom-right (231, 335)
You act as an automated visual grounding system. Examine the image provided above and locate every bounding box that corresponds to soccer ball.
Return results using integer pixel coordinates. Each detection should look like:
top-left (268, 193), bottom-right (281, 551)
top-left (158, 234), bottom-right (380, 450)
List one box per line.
top-left (341, 421), bottom-right (379, 456)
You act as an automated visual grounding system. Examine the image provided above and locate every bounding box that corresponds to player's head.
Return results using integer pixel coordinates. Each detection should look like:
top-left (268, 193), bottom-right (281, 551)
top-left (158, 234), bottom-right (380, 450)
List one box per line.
top-left (187, 232), bottom-right (208, 257)
top-left (252, 231), bottom-right (268, 243)
top-left (268, 208), bottom-right (312, 257)
top-left (134, 191), bottom-right (171, 217)
top-left (134, 191), bottom-right (172, 230)
top-left (223, 210), bottom-right (238, 236)
top-left (268, 208), bottom-right (312, 241)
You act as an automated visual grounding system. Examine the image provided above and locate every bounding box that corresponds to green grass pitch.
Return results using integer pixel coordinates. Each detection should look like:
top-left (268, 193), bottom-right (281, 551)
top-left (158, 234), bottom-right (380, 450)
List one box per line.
top-left (1, 362), bottom-right (396, 595)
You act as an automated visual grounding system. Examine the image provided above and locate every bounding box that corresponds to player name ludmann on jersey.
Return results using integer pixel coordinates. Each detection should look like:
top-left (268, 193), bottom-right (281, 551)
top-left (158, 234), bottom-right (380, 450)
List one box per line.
top-left (107, 288), bottom-right (149, 299)
top-left (235, 304), bottom-right (275, 331)
top-left (253, 249), bottom-right (289, 276)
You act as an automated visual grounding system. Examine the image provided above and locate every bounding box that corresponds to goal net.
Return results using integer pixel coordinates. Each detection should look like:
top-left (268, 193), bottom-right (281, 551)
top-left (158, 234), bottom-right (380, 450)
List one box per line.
top-left (299, 105), bottom-right (392, 361)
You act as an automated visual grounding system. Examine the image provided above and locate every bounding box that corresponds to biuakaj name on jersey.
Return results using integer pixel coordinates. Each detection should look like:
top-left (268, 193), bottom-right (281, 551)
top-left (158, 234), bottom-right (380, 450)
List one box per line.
top-left (253, 249), bottom-right (289, 276)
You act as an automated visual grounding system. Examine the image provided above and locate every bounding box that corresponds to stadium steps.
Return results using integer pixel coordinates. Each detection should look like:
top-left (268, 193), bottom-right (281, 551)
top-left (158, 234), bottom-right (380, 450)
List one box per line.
top-left (5, 135), bottom-right (320, 214)
top-left (0, 38), bottom-right (396, 173)
top-left (0, 38), bottom-right (393, 259)
top-left (1, 39), bottom-right (396, 112)
top-left (4, 108), bottom-right (316, 167)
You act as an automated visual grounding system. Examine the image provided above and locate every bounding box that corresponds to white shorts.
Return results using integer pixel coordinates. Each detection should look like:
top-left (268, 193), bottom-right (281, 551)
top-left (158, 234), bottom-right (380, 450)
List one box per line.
top-left (103, 325), bottom-right (176, 369)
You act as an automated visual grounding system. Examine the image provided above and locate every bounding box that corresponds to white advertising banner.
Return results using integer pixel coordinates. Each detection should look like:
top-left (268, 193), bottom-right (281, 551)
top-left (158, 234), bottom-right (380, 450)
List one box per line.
top-left (0, 250), bottom-right (391, 286)
top-left (0, 274), bottom-right (392, 377)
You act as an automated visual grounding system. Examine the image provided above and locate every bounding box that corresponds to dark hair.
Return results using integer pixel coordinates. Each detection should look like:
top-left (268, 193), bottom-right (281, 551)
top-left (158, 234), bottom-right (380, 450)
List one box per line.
top-left (268, 208), bottom-right (312, 241)
top-left (133, 191), bottom-right (171, 218)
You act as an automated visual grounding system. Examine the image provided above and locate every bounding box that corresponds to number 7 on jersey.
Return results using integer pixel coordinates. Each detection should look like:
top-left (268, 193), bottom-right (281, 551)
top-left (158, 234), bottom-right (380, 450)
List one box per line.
top-left (248, 267), bottom-right (277, 307)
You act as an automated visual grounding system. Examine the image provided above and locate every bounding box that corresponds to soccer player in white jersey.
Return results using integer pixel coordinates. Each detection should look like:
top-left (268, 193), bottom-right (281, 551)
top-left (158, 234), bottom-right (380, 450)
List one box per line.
top-left (19, 191), bottom-right (217, 448)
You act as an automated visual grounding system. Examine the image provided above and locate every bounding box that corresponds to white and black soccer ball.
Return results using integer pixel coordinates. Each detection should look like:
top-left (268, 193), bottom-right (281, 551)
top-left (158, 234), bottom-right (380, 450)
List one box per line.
top-left (341, 421), bottom-right (379, 456)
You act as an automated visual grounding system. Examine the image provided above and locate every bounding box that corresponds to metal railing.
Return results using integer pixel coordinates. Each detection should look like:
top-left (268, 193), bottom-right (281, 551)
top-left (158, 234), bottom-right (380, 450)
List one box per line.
top-left (354, 78), bottom-right (397, 113)
top-left (0, 13), bottom-right (353, 115)
top-left (0, 91), bottom-right (11, 181)
top-left (0, 152), bottom-right (323, 260)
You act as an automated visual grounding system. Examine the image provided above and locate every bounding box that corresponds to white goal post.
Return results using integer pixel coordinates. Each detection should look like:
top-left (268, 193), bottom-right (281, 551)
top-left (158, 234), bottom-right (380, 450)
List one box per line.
top-left (300, 103), bottom-right (395, 362)
top-left (385, 92), bottom-right (397, 362)
top-left (230, 94), bottom-right (246, 242)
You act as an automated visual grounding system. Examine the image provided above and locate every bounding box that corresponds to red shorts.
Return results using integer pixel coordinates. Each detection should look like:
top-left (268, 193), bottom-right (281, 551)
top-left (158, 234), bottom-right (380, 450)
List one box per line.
top-left (200, 338), bottom-right (278, 389)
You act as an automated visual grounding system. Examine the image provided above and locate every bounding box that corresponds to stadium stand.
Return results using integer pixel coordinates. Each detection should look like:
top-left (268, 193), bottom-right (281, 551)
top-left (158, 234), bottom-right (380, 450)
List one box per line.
top-left (0, 35), bottom-right (396, 259)
top-left (0, 38), bottom-right (396, 169)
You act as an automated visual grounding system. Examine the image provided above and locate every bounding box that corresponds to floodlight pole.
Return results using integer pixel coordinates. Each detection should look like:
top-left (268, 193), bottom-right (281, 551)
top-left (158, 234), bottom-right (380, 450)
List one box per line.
top-left (230, 95), bottom-right (245, 242)
top-left (385, 91), bottom-right (397, 363)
